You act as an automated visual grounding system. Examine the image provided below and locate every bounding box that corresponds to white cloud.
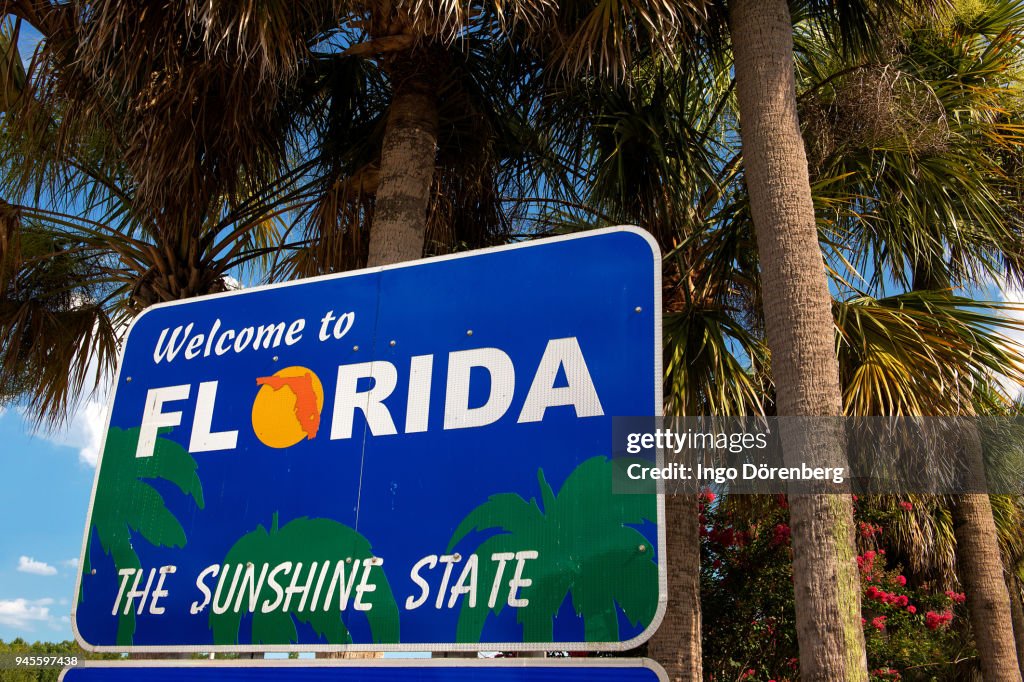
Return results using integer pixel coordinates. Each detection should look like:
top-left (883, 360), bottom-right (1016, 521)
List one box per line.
top-left (75, 399), bottom-right (108, 467)
top-left (993, 276), bottom-right (1024, 398)
top-left (0, 598), bottom-right (54, 629)
top-left (28, 359), bottom-right (112, 468)
top-left (17, 556), bottom-right (57, 576)
top-left (1001, 281), bottom-right (1024, 339)
top-left (62, 558), bottom-right (79, 570)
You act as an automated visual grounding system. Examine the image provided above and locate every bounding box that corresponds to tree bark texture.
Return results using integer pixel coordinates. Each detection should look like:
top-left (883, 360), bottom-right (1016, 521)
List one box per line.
top-left (729, 0), bottom-right (868, 679)
top-left (366, 57), bottom-right (439, 268)
top-left (647, 493), bottom-right (702, 682)
top-left (1006, 570), bottom-right (1024, 676)
top-left (953, 493), bottom-right (1022, 682)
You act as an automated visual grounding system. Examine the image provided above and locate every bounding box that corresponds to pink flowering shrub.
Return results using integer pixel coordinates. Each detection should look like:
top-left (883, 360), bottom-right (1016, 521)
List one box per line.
top-left (700, 493), bottom-right (975, 681)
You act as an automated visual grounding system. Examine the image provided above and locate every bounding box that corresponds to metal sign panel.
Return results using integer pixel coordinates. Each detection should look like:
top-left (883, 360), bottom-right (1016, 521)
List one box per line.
top-left (60, 659), bottom-right (668, 681)
top-left (73, 227), bottom-right (664, 652)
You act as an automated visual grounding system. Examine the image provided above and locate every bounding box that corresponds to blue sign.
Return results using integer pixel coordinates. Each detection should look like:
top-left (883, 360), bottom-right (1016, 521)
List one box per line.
top-left (61, 660), bottom-right (668, 681)
top-left (73, 227), bottom-right (664, 652)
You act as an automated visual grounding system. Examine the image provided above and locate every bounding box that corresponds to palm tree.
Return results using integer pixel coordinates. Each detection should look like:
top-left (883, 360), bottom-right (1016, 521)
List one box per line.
top-left (209, 514), bottom-right (400, 647)
top-left (727, 1), bottom-right (874, 677)
top-left (446, 457), bottom-right (659, 644)
top-left (0, 6), bottom-right (713, 672)
top-left (0, 12), bottom-right (295, 421)
top-left (80, 426), bottom-right (205, 647)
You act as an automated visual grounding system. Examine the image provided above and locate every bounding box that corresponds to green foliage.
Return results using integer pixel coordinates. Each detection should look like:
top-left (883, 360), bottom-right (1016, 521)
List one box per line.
top-left (446, 456), bottom-right (658, 643)
top-left (0, 639), bottom-right (120, 682)
top-left (208, 514), bottom-right (399, 646)
top-left (835, 293), bottom-right (1024, 416)
top-left (85, 427), bottom-right (204, 646)
top-left (701, 493), bottom-right (983, 681)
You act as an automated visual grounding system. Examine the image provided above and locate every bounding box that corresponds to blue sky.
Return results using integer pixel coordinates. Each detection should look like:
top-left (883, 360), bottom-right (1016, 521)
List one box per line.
top-left (0, 405), bottom-right (98, 642)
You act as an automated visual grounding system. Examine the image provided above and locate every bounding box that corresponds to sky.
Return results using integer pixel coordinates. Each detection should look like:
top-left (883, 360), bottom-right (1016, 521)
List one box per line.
top-left (0, 402), bottom-right (100, 642)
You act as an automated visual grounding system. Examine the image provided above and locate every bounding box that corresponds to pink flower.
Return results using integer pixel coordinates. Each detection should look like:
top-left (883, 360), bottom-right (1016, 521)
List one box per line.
top-left (858, 521), bottom-right (882, 538)
top-left (925, 610), bottom-right (953, 630)
top-left (772, 523), bottom-right (791, 546)
top-left (871, 615), bottom-right (887, 630)
top-left (899, 501), bottom-right (913, 511)
top-left (906, 605), bottom-right (916, 614)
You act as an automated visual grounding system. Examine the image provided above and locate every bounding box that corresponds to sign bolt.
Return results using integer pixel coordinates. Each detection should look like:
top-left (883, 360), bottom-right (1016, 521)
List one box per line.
top-left (638, 544), bottom-right (647, 553)
top-left (635, 306), bottom-right (642, 313)
top-left (466, 330), bottom-right (473, 337)
top-left (272, 356), bottom-right (279, 362)
top-left (353, 345), bottom-right (359, 352)
top-left (91, 569), bottom-right (97, 575)
top-left (389, 340), bottom-right (396, 347)
top-left (125, 377), bottom-right (132, 383)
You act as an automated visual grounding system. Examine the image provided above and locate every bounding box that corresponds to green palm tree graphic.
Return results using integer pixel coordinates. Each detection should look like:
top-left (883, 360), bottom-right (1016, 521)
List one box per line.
top-left (446, 456), bottom-right (658, 643)
top-left (83, 426), bottom-right (204, 646)
top-left (209, 514), bottom-right (400, 646)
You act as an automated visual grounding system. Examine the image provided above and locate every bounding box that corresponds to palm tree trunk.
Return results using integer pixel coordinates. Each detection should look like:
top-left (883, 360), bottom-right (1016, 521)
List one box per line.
top-left (646, 492), bottom-right (702, 681)
top-left (729, 1), bottom-right (867, 680)
top-left (366, 56), bottom-right (439, 268)
top-left (952, 492), bottom-right (1022, 681)
top-left (1007, 572), bottom-right (1024, 677)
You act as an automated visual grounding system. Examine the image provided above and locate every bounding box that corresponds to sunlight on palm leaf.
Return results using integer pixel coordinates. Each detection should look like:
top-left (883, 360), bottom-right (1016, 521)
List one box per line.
top-left (836, 292), bottom-right (1024, 416)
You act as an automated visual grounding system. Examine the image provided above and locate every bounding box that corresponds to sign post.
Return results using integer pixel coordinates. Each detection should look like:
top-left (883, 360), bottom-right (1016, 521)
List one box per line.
top-left (73, 227), bottom-right (664, 652)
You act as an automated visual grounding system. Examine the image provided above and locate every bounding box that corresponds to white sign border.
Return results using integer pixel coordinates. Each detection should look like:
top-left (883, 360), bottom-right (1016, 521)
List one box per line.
top-left (59, 657), bottom-right (669, 682)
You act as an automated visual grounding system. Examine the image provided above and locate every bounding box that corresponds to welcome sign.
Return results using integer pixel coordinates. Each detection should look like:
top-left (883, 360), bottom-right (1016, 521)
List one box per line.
top-left (72, 227), bottom-right (664, 652)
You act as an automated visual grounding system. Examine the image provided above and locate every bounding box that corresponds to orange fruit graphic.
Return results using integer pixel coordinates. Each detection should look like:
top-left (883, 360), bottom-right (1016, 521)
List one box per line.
top-left (251, 366), bottom-right (325, 448)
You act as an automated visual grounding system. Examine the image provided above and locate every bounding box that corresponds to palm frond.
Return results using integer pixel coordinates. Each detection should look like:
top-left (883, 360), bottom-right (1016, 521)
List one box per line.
top-left (836, 292), bottom-right (1024, 417)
